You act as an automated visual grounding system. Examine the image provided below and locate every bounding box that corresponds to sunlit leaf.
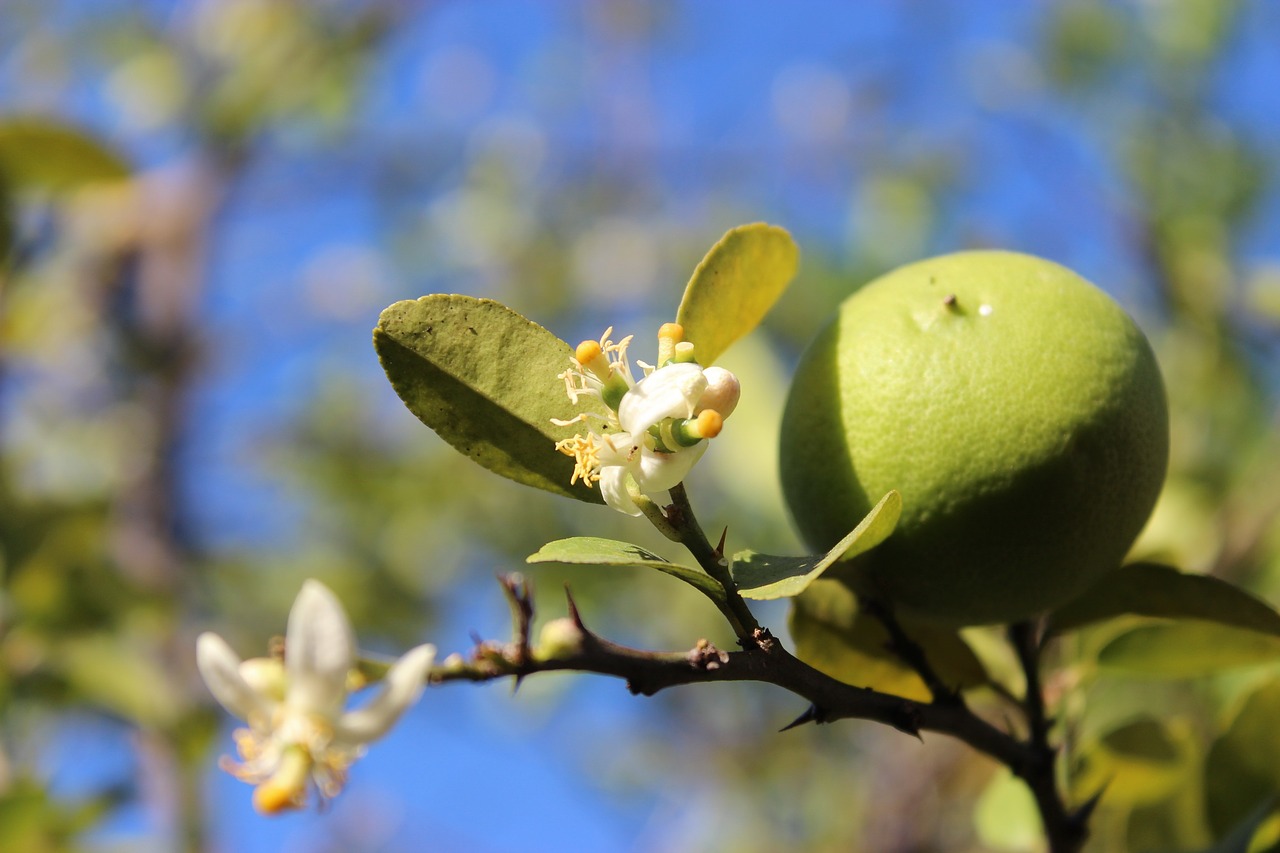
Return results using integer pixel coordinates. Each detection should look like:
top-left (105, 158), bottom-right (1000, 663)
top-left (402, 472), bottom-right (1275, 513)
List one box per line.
top-left (1071, 717), bottom-right (1192, 807)
top-left (527, 536), bottom-right (726, 605)
top-left (1048, 562), bottom-right (1280, 636)
top-left (0, 117), bottom-right (131, 192)
top-left (788, 578), bottom-right (988, 702)
top-left (1205, 681), bottom-right (1280, 838)
top-left (1097, 622), bottom-right (1280, 677)
top-left (731, 490), bottom-right (900, 600)
top-left (675, 223), bottom-right (799, 365)
top-left (973, 768), bottom-right (1042, 851)
top-left (375, 295), bottom-right (608, 502)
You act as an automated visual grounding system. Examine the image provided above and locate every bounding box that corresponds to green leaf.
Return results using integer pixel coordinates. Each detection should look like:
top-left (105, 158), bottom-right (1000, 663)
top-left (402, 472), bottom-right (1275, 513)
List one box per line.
top-left (375, 295), bottom-right (609, 502)
top-left (1048, 562), bottom-right (1280, 636)
top-left (1071, 717), bottom-right (1192, 807)
top-left (1205, 681), bottom-right (1280, 838)
top-left (58, 634), bottom-right (182, 727)
top-left (0, 117), bottom-right (131, 192)
top-left (973, 768), bottom-right (1042, 851)
top-left (731, 490), bottom-right (901, 600)
top-left (675, 223), bottom-right (799, 365)
top-left (1188, 798), bottom-right (1280, 853)
top-left (789, 579), bottom-right (988, 702)
top-left (1097, 622), bottom-right (1280, 677)
top-left (527, 537), bottom-right (727, 605)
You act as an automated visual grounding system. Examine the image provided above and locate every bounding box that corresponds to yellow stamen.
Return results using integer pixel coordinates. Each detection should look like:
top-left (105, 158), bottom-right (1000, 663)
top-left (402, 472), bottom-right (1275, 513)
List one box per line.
top-left (555, 434), bottom-right (602, 486)
top-left (657, 323), bottom-right (684, 365)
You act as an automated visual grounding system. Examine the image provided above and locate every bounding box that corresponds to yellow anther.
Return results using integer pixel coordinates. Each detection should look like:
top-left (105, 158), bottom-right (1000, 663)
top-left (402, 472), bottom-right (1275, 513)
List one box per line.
top-left (574, 340), bottom-right (612, 382)
top-left (695, 409), bottom-right (723, 439)
top-left (657, 323), bottom-right (685, 365)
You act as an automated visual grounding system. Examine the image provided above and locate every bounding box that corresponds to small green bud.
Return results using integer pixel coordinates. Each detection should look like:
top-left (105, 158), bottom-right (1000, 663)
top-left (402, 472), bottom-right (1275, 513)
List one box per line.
top-left (534, 617), bottom-right (584, 662)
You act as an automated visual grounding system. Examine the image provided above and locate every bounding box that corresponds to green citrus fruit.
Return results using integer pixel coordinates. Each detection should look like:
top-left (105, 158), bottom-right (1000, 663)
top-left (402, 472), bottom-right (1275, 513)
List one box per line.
top-left (780, 251), bottom-right (1168, 626)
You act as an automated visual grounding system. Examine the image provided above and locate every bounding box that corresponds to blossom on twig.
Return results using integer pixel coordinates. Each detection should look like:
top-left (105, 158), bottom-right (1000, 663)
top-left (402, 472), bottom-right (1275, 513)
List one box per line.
top-left (554, 323), bottom-right (739, 515)
top-left (197, 580), bottom-right (435, 813)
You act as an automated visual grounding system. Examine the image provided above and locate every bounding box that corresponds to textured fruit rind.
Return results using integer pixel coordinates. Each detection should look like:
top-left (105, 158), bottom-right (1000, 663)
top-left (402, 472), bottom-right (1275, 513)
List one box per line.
top-left (779, 251), bottom-right (1169, 625)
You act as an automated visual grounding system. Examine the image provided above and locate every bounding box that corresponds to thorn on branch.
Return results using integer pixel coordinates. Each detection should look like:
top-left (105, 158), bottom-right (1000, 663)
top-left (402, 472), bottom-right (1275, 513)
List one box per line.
top-left (714, 526), bottom-right (728, 558)
top-left (564, 586), bottom-right (586, 631)
top-left (889, 697), bottom-right (925, 741)
top-left (498, 573), bottom-right (536, 688)
top-left (780, 704), bottom-right (831, 732)
top-left (1070, 785), bottom-right (1107, 830)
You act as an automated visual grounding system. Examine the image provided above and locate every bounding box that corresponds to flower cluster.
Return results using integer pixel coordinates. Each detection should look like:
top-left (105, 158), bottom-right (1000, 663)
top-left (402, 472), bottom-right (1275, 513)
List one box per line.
top-left (196, 580), bottom-right (435, 814)
top-left (553, 322), bottom-right (739, 515)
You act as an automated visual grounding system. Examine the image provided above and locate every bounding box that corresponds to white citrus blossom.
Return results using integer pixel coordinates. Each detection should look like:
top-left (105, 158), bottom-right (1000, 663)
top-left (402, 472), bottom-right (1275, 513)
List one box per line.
top-left (196, 580), bottom-right (435, 814)
top-left (554, 324), bottom-right (740, 516)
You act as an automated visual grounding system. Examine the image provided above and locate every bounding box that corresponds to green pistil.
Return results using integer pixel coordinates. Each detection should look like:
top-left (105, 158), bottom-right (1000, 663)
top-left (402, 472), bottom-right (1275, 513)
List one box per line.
top-left (601, 375), bottom-right (630, 410)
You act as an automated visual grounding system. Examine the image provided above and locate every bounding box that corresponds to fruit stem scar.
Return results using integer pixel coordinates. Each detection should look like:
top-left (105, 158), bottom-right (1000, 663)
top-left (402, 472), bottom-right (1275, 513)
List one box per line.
top-left (943, 294), bottom-right (959, 310)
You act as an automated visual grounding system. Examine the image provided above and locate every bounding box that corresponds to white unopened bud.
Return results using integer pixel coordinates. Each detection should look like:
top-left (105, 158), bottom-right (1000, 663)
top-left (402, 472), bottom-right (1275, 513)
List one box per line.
top-left (697, 366), bottom-right (740, 420)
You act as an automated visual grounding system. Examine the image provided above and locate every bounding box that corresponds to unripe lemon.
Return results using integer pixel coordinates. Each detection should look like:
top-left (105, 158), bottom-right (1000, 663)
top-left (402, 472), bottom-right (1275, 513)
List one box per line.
top-left (780, 251), bottom-right (1168, 626)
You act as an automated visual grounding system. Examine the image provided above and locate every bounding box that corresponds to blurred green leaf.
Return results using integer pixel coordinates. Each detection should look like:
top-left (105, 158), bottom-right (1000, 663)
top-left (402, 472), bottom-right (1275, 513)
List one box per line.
top-left (375, 295), bottom-right (608, 502)
top-left (58, 634), bottom-right (182, 727)
top-left (973, 768), bottom-right (1042, 851)
top-left (1072, 717), bottom-right (1192, 807)
top-left (527, 536), bottom-right (726, 605)
top-left (1205, 682), bottom-right (1280, 838)
top-left (0, 777), bottom-right (124, 853)
top-left (1181, 797), bottom-right (1280, 853)
top-left (731, 490), bottom-right (900, 600)
top-left (789, 578), bottom-right (988, 702)
top-left (0, 117), bottom-right (130, 192)
top-left (675, 223), bottom-right (799, 365)
top-left (1098, 622), bottom-right (1280, 677)
top-left (1048, 562), bottom-right (1280, 636)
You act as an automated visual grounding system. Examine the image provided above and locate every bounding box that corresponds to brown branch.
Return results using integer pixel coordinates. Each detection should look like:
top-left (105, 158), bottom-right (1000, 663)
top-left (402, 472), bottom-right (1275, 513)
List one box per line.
top-left (433, 579), bottom-right (1035, 772)
top-left (1009, 622), bottom-right (1090, 853)
top-left (418, 577), bottom-right (1096, 851)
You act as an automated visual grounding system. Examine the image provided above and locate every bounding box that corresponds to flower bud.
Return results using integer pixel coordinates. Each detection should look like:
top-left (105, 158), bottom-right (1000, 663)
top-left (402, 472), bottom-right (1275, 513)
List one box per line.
top-left (534, 617), bottom-right (585, 661)
top-left (697, 366), bottom-right (740, 419)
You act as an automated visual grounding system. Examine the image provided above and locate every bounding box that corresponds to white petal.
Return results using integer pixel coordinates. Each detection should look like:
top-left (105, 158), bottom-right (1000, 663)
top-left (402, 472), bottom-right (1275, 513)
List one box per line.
top-left (335, 644), bottom-right (436, 744)
top-left (599, 463), bottom-right (642, 516)
top-left (634, 442), bottom-right (707, 494)
top-left (284, 580), bottom-right (355, 716)
top-left (618, 363), bottom-right (707, 436)
top-left (197, 632), bottom-right (274, 721)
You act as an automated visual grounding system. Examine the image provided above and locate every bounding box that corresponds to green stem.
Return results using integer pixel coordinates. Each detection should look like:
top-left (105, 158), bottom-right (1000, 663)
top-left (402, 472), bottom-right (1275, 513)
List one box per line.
top-left (665, 482), bottom-right (761, 641)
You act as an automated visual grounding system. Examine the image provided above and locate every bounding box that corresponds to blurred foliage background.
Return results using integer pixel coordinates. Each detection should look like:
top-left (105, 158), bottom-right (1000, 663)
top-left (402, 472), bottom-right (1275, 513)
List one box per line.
top-left (1, 1), bottom-right (1278, 851)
